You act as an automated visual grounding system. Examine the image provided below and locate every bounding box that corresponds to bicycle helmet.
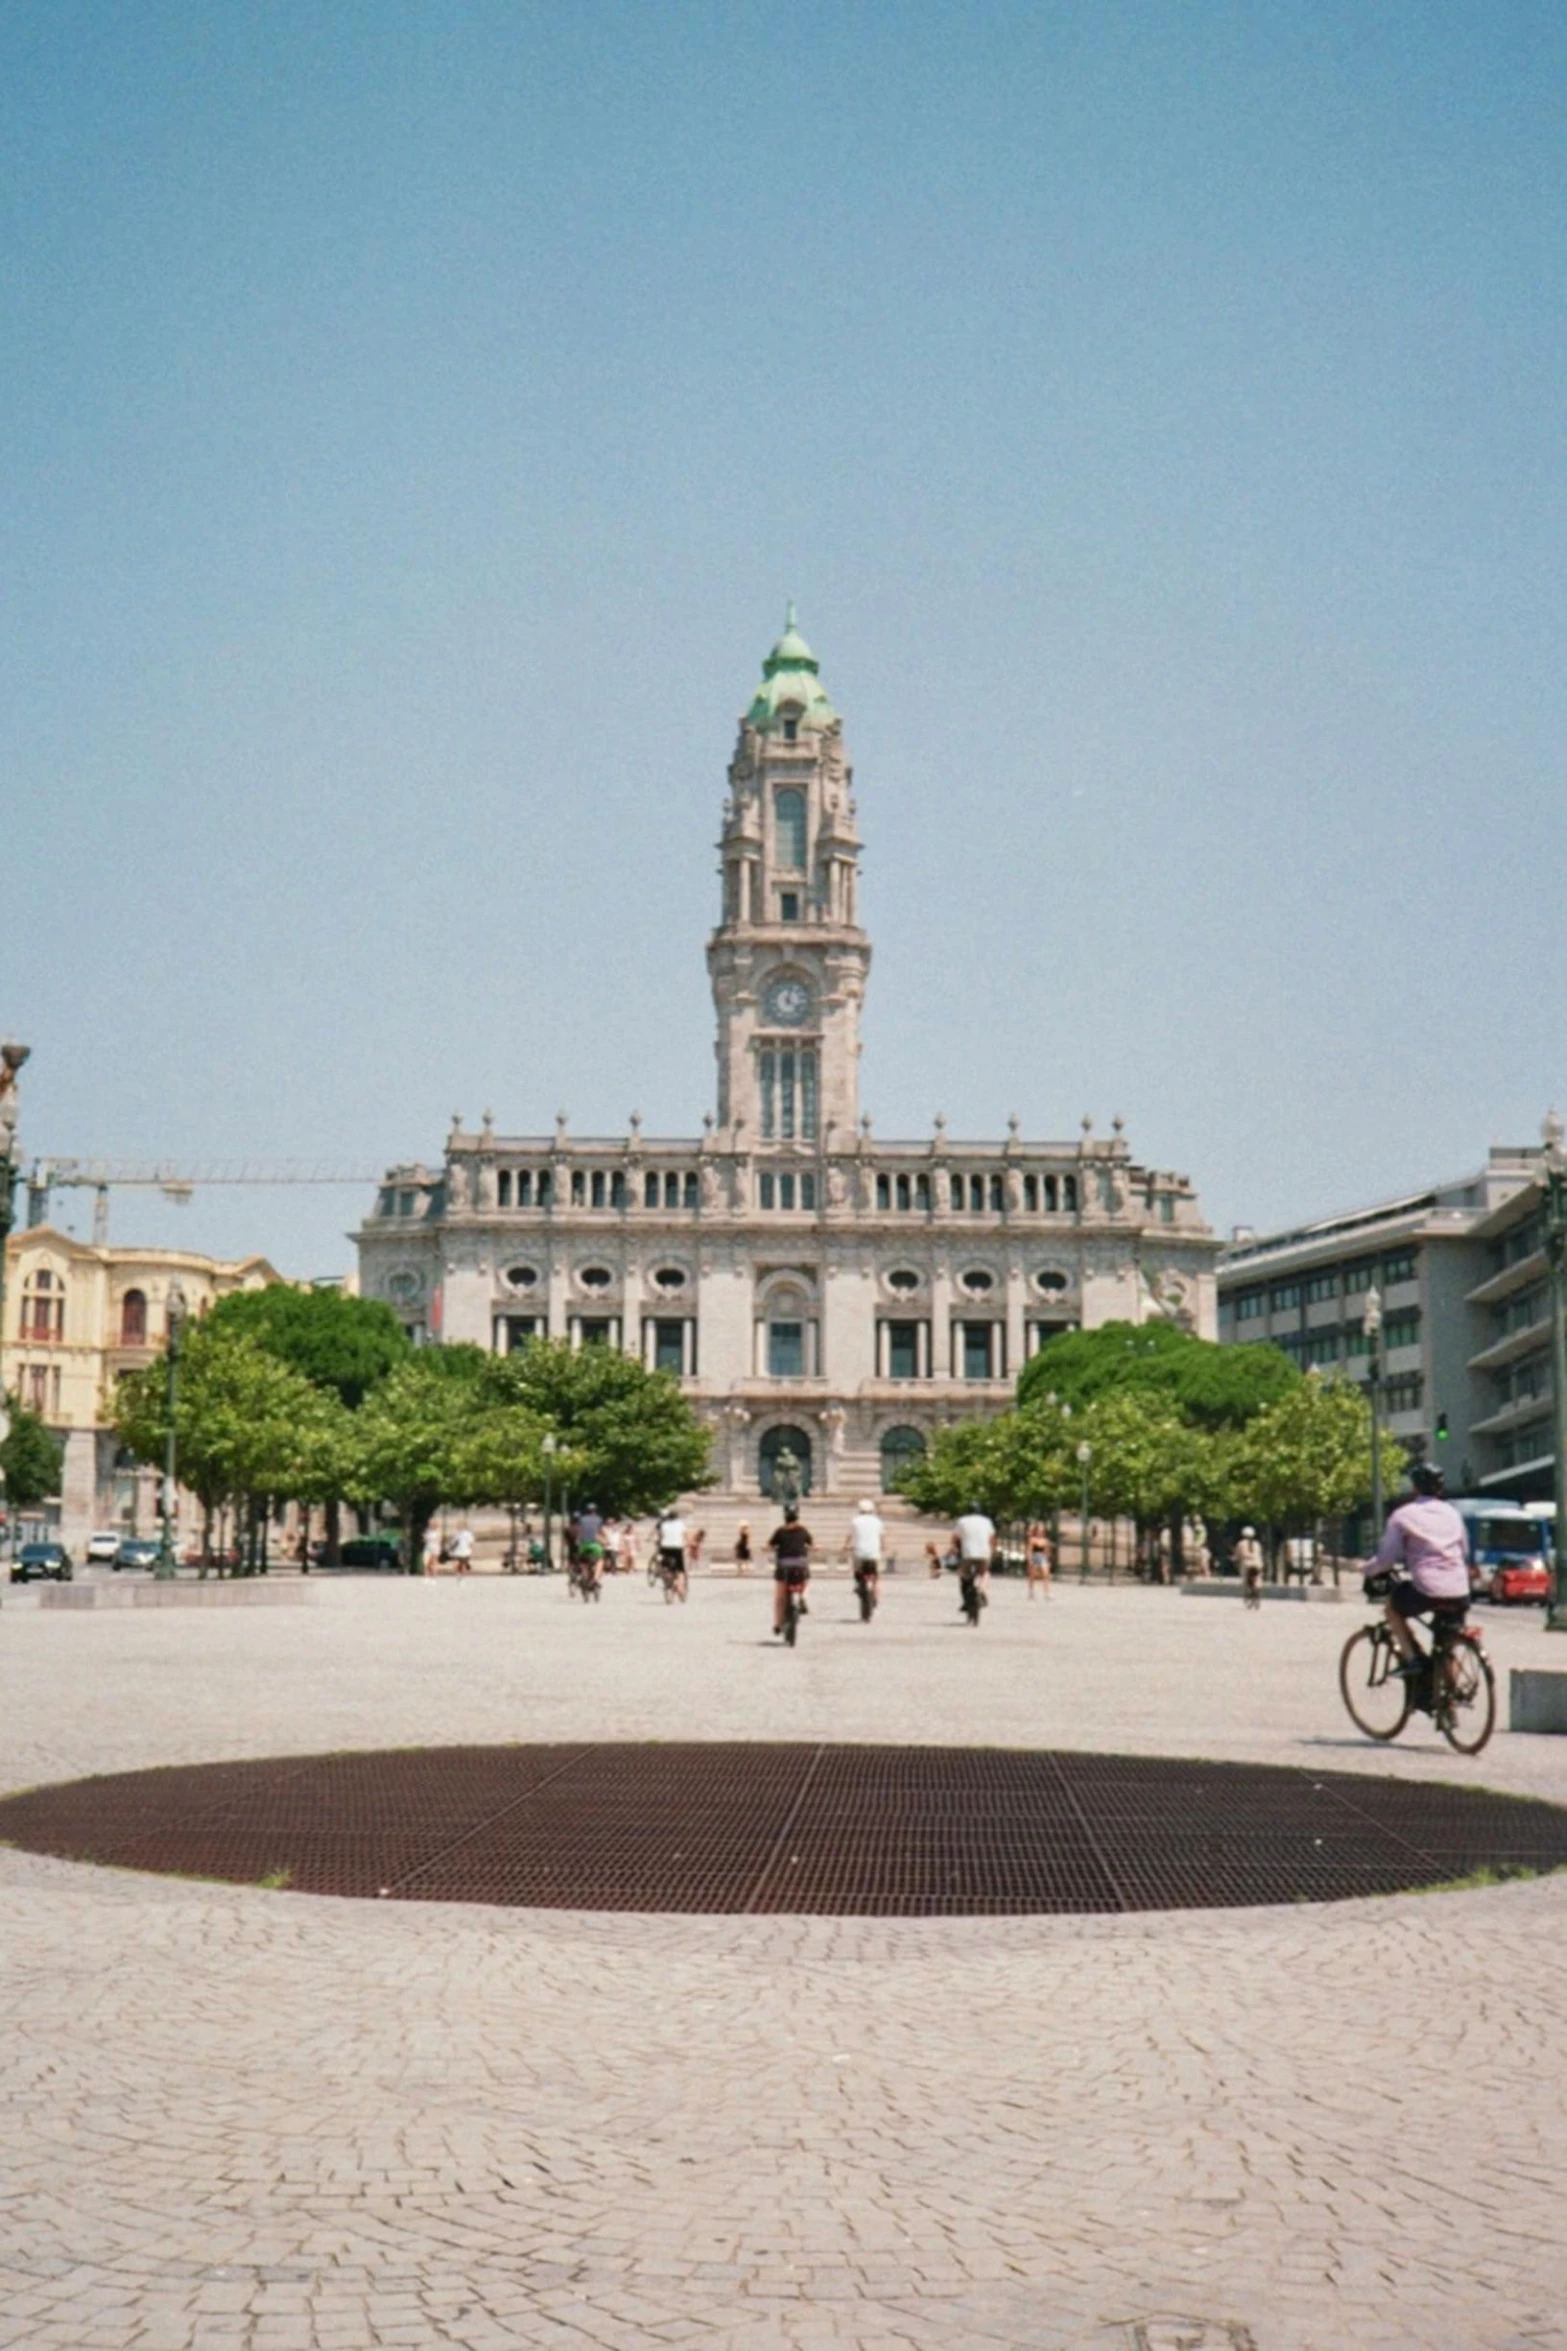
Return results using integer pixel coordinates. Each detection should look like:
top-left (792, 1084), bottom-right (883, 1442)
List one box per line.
top-left (1410, 1462), bottom-right (1446, 1498)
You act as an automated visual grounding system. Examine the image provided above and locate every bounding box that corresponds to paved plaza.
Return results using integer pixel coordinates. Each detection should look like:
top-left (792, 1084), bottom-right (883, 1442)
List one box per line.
top-left (3, 1570), bottom-right (1567, 2351)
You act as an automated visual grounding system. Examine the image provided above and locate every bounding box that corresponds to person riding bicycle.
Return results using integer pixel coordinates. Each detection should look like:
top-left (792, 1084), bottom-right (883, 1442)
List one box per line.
top-left (1365, 1462), bottom-right (1471, 1674)
top-left (953, 1503), bottom-right (996, 1612)
top-left (769, 1503), bottom-right (813, 1636)
top-left (845, 1498), bottom-right (885, 1611)
top-left (655, 1507), bottom-right (688, 1600)
top-left (571, 1503), bottom-right (606, 1593)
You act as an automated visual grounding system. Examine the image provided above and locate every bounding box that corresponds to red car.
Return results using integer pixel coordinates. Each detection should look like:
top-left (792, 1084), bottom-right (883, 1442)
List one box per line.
top-left (1485, 1558), bottom-right (1551, 1606)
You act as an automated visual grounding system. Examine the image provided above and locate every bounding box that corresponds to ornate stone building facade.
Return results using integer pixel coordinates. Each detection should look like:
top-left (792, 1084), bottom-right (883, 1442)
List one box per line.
top-left (357, 615), bottom-right (1219, 1500)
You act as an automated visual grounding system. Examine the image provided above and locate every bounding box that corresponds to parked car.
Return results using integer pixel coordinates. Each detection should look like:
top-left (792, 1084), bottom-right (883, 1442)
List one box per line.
top-left (114, 1537), bottom-right (163, 1573)
top-left (330, 1535), bottom-right (406, 1572)
top-left (11, 1542), bottom-right (74, 1584)
top-left (1485, 1556), bottom-right (1551, 1606)
top-left (85, 1530), bottom-right (124, 1564)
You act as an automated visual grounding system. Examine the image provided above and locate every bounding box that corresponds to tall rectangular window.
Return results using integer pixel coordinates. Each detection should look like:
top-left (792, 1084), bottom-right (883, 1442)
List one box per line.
top-left (518, 1170), bottom-right (532, 1207)
top-left (1063, 1175), bottom-right (1077, 1211)
top-left (801, 1049), bottom-right (818, 1140)
top-left (780, 891), bottom-right (800, 922)
top-left (1023, 1174), bottom-right (1038, 1212)
top-left (591, 1170), bottom-right (606, 1208)
top-left (969, 1174), bottom-right (984, 1214)
top-left (780, 1051), bottom-right (796, 1140)
top-left (664, 1173), bottom-right (680, 1208)
top-left (1044, 1175), bottom-right (1058, 1210)
top-left (887, 1321), bottom-right (919, 1379)
top-left (760, 1052), bottom-right (776, 1139)
top-left (800, 1173), bottom-right (816, 1211)
top-left (683, 1172), bottom-right (698, 1209)
top-left (760, 1173), bottom-right (776, 1208)
top-left (611, 1172), bottom-right (626, 1208)
top-left (768, 1321), bottom-right (804, 1377)
top-left (950, 1174), bottom-right (963, 1211)
top-left (989, 1175), bottom-right (1004, 1212)
top-left (962, 1323), bottom-right (995, 1380)
top-left (896, 1174), bottom-right (911, 1212)
top-left (497, 1170), bottom-right (512, 1208)
top-left (915, 1173), bottom-right (930, 1211)
top-left (644, 1171), bottom-right (659, 1208)
top-left (779, 1173), bottom-right (796, 1210)
top-left (775, 787), bottom-right (807, 869)
top-left (654, 1321), bottom-right (686, 1375)
top-left (538, 1171), bottom-right (552, 1205)
top-left (571, 1170), bottom-right (585, 1206)
top-left (877, 1173), bottom-right (891, 1210)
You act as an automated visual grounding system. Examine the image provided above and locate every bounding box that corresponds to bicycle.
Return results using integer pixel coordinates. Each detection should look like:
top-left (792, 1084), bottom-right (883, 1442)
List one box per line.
top-left (1339, 1575), bottom-right (1495, 1754)
top-left (567, 1551), bottom-right (603, 1603)
top-left (959, 1567), bottom-right (986, 1627)
top-left (780, 1576), bottom-right (807, 1647)
top-left (655, 1548), bottom-right (688, 1604)
top-left (853, 1562), bottom-right (878, 1623)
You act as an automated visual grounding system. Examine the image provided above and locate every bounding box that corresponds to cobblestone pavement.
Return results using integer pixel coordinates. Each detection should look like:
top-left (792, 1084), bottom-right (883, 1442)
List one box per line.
top-left (3, 1573), bottom-right (1567, 2350)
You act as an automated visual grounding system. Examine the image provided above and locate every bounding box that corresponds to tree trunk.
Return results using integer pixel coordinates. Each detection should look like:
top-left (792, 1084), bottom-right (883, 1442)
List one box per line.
top-left (324, 1496), bottom-right (342, 1567)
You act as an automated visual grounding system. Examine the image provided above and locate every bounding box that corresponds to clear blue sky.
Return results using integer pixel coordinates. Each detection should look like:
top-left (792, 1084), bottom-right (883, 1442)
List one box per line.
top-left (5, 2), bottom-right (1564, 1275)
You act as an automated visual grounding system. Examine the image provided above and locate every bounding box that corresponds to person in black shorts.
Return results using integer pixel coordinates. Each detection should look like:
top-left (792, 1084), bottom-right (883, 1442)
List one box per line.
top-left (769, 1505), bottom-right (813, 1636)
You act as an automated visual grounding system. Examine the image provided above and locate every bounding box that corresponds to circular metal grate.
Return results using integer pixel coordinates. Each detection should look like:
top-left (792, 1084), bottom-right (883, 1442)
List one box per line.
top-left (1, 1744), bottom-right (1562, 1914)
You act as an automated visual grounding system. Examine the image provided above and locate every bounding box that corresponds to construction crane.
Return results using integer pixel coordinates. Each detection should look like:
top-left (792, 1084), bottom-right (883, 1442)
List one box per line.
top-left (26, 1160), bottom-right (383, 1246)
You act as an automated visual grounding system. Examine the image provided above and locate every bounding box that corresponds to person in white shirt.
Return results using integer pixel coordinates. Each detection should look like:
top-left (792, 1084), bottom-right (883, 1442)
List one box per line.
top-left (448, 1523), bottom-right (474, 1574)
top-left (656, 1510), bottom-right (688, 1600)
top-left (845, 1500), bottom-right (885, 1612)
top-left (953, 1506), bottom-right (996, 1612)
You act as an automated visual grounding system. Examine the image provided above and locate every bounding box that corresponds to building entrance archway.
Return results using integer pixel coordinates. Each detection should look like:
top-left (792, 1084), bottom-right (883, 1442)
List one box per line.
top-left (759, 1424), bottom-right (814, 1500)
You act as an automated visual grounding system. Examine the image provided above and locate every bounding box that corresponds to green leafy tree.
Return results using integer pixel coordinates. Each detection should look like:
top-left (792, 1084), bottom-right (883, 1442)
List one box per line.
top-left (204, 1285), bottom-right (410, 1561)
top-left (0, 1394), bottom-right (65, 1515)
top-left (343, 1346), bottom-right (494, 1570)
top-left (489, 1341), bottom-right (713, 1518)
top-left (896, 1416), bottom-right (1015, 1521)
top-left (1018, 1319), bottom-right (1299, 1429)
top-left (1227, 1373), bottom-right (1404, 1553)
top-left (1075, 1390), bottom-right (1210, 1532)
top-left (205, 1284), bottom-right (409, 1407)
top-left (113, 1327), bottom-right (351, 1570)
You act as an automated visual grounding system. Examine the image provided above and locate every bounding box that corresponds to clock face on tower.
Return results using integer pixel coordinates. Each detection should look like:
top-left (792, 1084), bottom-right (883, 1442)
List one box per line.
top-left (763, 975), bottom-right (812, 1027)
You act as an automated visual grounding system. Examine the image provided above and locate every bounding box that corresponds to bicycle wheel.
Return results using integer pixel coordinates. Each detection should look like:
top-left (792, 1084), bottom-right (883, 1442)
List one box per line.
top-left (783, 1595), bottom-right (798, 1647)
top-left (1339, 1625), bottom-right (1411, 1741)
top-left (1437, 1636), bottom-right (1497, 1756)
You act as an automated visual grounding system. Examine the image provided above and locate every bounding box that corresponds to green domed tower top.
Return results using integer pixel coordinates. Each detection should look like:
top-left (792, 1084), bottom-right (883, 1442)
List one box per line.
top-left (745, 602), bottom-right (839, 733)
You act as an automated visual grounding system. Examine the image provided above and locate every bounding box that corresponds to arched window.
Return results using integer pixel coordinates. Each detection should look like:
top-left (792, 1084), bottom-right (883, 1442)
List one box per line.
top-left (759, 1423), bottom-right (814, 1497)
top-left (775, 788), bottom-right (807, 870)
top-left (880, 1425), bottom-right (927, 1492)
top-left (120, 1290), bottom-right (148, 1346)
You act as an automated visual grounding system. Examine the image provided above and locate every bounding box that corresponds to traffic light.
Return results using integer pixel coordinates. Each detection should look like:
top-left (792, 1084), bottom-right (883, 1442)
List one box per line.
top-left (1435, 1412), bottom-right (1449, 1443)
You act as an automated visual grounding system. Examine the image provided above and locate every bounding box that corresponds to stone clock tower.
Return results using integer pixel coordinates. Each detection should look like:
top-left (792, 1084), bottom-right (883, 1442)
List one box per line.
top-left (707, 609), bottom-right (870, 1149)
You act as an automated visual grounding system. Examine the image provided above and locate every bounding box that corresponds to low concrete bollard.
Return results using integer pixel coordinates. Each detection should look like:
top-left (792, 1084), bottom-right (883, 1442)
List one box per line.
top-left (1509, 1670), bottom-right (1567, 1734)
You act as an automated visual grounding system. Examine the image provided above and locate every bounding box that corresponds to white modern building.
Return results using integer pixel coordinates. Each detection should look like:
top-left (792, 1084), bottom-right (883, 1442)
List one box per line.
top-left (357, 613), bottom-right (1219, 1501)
top-left (1217, 1142), bottom-right (1549, 1491)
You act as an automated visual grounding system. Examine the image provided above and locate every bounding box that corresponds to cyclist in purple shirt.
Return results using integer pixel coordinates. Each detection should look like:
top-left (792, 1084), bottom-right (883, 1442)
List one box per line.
top-left (1367, 1463), bottom-right (1471, 1674)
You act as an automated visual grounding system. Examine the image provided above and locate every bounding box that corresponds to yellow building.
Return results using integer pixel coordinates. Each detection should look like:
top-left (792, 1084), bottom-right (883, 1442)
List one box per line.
top-left (1, 1229), bottom-right (280, 1549)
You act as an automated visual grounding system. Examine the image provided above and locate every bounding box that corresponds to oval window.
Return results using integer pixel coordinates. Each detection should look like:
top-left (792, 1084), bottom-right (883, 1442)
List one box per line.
top-left (653, 1266), bottom-right (687, 1292)
top-left (579, 1265), bottom-right (613, 1291)
top-left (505, 1265), bottom-right (539, 1291)
top-left (887, 1268), bottom-right (920, 1293)
top-left (960, 1268), bottom-right (995, 1295)
top-left (1034, 1269), bottom-right (1068, 1296)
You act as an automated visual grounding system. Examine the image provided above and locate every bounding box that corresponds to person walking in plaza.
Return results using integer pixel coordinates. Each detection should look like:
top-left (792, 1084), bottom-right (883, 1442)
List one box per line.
top-left (1235, 1525), bottom-right (1264, 1609)
top-left (422, 1525), bottom-right (442, 1577)
top-left (734, 1520), bottom-right (752, 1575)
top-left (768, 1503), bottom-right (813, 1637)
top-left (449, 1521), bottom-right (474, 1574)
top-left (925, 1540), bottom-right (944, 1580)
top-left (1026, 1522), bottom-right (1053, 1599)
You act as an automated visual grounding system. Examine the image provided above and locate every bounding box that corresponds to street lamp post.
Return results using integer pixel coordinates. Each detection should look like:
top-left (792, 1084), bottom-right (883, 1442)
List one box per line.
top-left (1076, 1439), bottom-right (1093, 1582)
top-left (0, 1041), bottom-right (31, 1413)
top-left (155, 1281), bottom-right (188, 1579)
top-left (1363, 1280), bottom-right (1384, 1545)
top-left (1539, 1113), bottom-right (1567, 1631)
top-left (541, 1432), bottom-right (558, 1574)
